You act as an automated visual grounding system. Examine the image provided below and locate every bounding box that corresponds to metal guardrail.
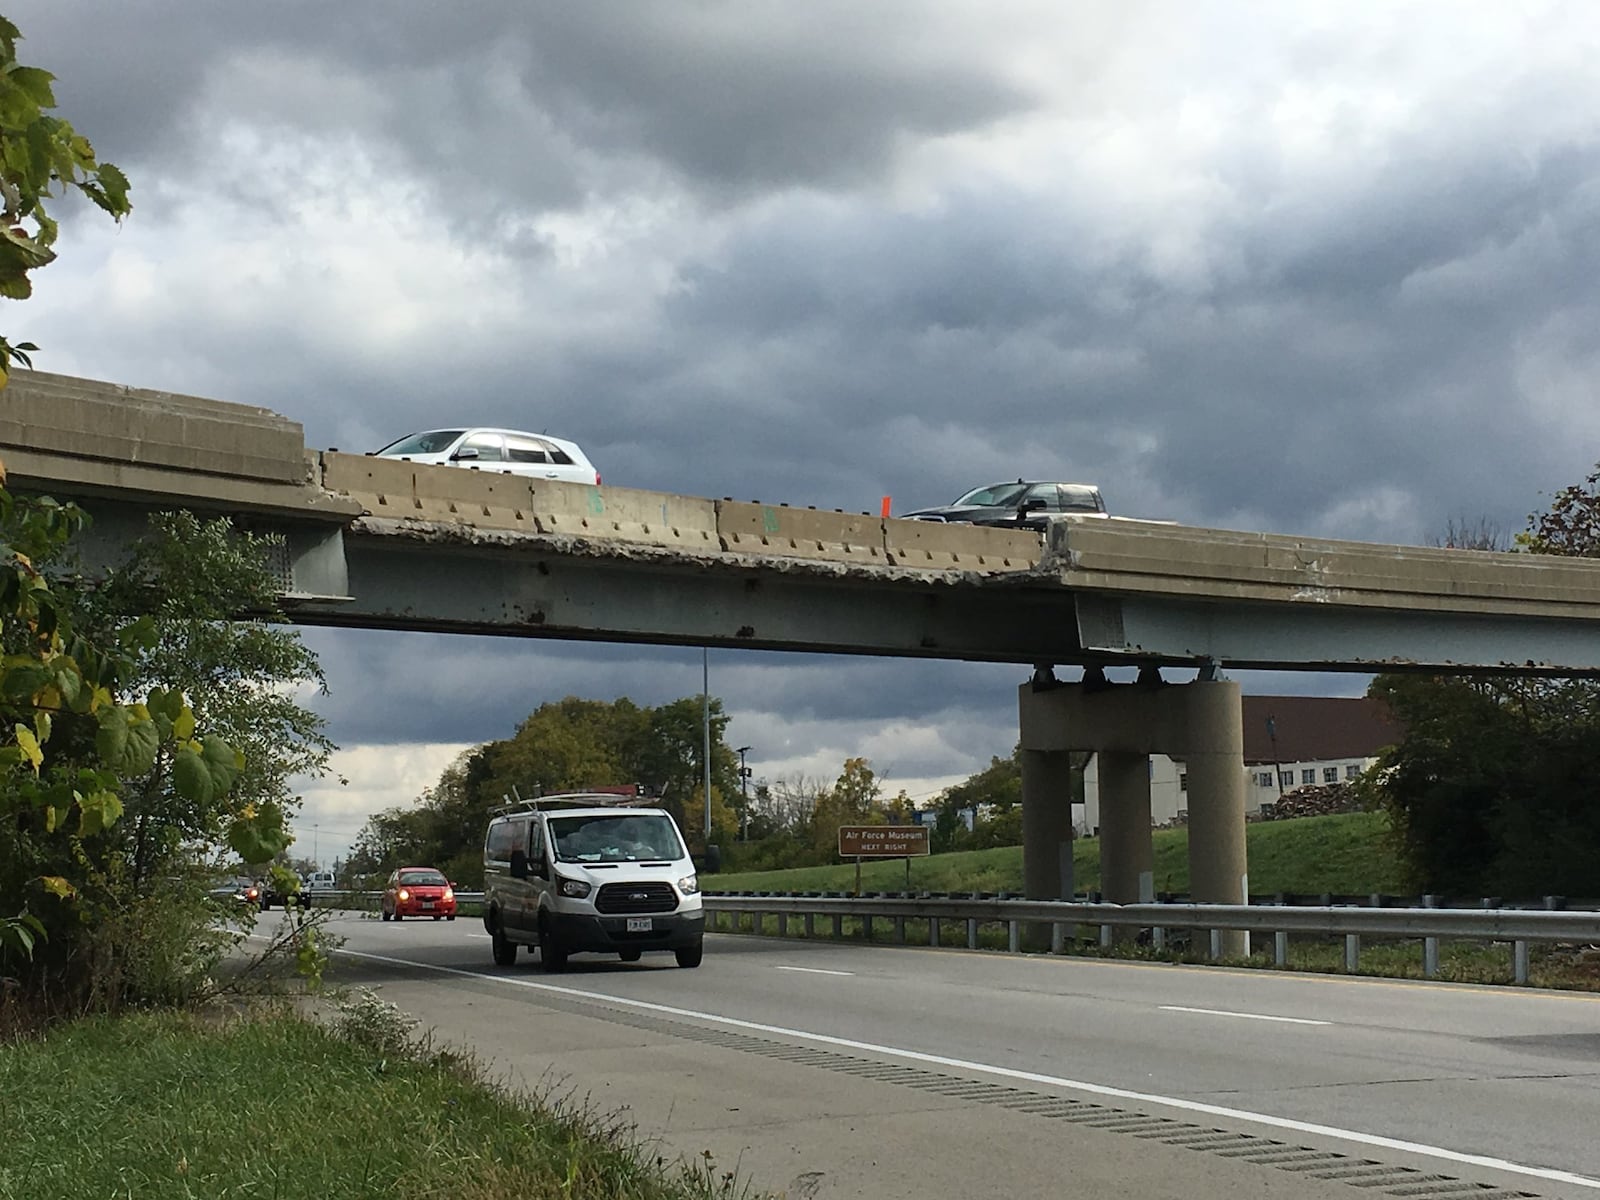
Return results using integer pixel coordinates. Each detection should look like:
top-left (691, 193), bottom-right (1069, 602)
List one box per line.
top-left (699, 893), bottom-right (1600, 984)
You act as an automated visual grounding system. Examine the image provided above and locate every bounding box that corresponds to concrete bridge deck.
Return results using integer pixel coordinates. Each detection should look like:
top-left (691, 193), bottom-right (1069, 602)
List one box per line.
top-left (5, 368), bottom-right (1600, 672)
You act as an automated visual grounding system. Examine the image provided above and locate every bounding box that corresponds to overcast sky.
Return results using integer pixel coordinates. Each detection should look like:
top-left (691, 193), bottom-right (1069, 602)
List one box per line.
top-left (9, 2), bottom-right (1600, 865)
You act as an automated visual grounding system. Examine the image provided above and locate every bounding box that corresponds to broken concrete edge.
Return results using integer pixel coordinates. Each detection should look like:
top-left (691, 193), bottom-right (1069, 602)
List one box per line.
top-left (349, 515), bottom-right (1048, 586)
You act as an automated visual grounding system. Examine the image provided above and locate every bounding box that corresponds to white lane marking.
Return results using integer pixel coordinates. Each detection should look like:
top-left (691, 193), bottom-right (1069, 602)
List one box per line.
top-left (333, 946), bottom-right (1597, 1192)
top-left (1160, 1005), bottom-right (1330, 1027)
top-left (774, 965), bottom-right (854, 977)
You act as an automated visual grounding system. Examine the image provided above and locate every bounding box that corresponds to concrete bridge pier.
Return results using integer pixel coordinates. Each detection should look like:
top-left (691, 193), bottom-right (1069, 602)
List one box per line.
top-left (1018, 668), bottom-right (1249, 959)
top-left (1020, 746), bottom-right (1075, 950)
top-left (1098, 749), bottom-right (1154, 942)
top-left (1177, 679), bottom-right (1250, 958)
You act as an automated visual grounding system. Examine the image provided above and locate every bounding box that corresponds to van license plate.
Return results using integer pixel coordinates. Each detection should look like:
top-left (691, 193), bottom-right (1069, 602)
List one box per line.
top-left (626, 917), bottom-right (653, 932)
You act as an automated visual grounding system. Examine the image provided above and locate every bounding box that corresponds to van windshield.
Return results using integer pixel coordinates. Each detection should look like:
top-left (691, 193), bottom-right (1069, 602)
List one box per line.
top-left (549, 814), bottom-right (684, 864)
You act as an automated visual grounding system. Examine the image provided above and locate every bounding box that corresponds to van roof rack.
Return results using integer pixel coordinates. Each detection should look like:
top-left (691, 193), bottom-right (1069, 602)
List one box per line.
top-left (490, 791), bottom-right (661, 816)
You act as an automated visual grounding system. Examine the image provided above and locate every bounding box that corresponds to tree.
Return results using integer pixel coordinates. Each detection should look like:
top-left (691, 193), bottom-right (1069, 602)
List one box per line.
top-left (80, 511), bottom-right (329, 882)
top-left (1359, 469), bottom-right (1600, 896)
top-left (1523, 465), bottom-right (1600, 558)
top-left (349, 693), bottom-right (744, 881)
top-left (0, 487), bottom-right (245, 992)
top-left (0, 16), bottom-right (130, 383)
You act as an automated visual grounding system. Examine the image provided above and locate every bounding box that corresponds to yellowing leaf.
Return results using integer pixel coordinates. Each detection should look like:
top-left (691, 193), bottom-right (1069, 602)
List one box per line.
top-left (38, 875), bottom-right (74, 899)
top-left (13, 724), bottom-right (41, 772)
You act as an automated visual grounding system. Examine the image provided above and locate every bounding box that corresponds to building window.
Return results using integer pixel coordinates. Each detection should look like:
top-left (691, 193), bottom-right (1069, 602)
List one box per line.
top-left (1179, 773), bottom-right (1188, 792)
top-left (1279, 771), bottom-right (1294, 788)
top-left (1345, 764), bottom-right (1361, 779)
top-left (1257, 772), bottom-right (1275, 788)
top-left (1301, 769), bottom-right (1315, 785)
top-left (1323, 767), bottom-right (1338, 783)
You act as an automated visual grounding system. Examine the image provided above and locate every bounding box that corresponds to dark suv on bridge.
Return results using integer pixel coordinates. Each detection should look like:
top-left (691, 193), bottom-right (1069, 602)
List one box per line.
top-left (899, 480), bottom-right (1107, 531)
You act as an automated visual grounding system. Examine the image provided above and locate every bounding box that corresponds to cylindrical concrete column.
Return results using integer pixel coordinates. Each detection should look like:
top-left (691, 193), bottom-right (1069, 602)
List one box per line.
top-left (1021, 749), bottom-right (1076, 901)
top-left (1181, 679), bottom-right (1250, 958)
top-left (1099, 750), bottom-right (1154, 942)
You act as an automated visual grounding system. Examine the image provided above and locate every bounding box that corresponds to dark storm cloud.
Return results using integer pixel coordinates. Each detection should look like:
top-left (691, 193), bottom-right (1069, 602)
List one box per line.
top-left (11, 2), bottom-right (1600, 795)
top-left (11, 1), bottom-right (1031, 212)
top-left (299, 627), bottom-right (1027, 748)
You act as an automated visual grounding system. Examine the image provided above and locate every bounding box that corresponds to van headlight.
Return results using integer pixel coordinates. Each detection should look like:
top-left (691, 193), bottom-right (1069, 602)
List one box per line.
top-left (677, 874), bottom-right (699, 895)
top-left (557, 877), bottom-right (591, 898)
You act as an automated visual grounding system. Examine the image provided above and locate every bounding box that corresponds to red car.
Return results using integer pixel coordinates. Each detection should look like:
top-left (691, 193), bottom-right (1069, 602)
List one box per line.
top-left (380, 867), bottom-right (457, 921)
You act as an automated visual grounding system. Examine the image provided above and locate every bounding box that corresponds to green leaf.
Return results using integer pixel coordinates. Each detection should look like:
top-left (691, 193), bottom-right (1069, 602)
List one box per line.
top-left (7, 66), bottom-right (57, 109)
top-left (32, 710), bottom-right (50, 745)
top-left (121, 714), bottom-right (160, 776)
top-left (77, 789), bottom-right (123, 836)
top-left (94, 705), bottom-right (129, 766)
top-left (172, 707), bottom-right (196, 742)
top-left (172, 748), bottom-right (212, 805)
top-left (200, 733), bottom-right (242, 797)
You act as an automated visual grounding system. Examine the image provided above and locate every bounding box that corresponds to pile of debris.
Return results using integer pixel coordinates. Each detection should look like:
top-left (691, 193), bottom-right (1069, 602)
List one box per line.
top-left (1258, 783), bottom-right (1363, 820)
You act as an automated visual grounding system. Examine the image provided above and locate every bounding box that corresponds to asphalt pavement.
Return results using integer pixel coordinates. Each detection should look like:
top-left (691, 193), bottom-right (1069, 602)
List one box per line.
top-left (302, 911), bottom-right (1600, 1200)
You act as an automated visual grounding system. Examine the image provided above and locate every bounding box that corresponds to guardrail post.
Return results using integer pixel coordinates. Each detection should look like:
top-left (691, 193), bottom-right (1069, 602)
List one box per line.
top-left (1274, 930), bottom-right (1288, 967)
top-left (967, 917), bottom-right (978, 949)
top-left (833, 912), bottom-right (844, 938)
top-left (930, 917), bottom-right (940, 947)
top-left (1098, 922), bottom-right (1112, 949)
top-left (1152, 925), bottom-right (1165, 953)
top-left (1209, 929), bottom-right (1222, 960)
top-left (804, 912), bottom-right (815, 938)
top-left (1050, 922), bottom-right (1065, 954)
top-left (1345, 933), bottom-right (1360, 972)
top-left (863, 914), bottom-right (874, 941)
top-left (777, 912), bottom-right (788, 937)
top-left (1514, 940), bottom-right (1530, 985)
top-left (1422, 894), bottom-right (1439, 978)
top-left (1008, 920), bottom-right (1020, 953)
top-left (893, 916), bottom-right (905, 944)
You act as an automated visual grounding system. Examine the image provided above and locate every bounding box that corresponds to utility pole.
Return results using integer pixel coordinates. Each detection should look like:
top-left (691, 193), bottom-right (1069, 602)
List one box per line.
top-left (736, 746), bottom-right (751, 840)
top-left (1267, 715), bottom-right (1285, 796)
top-left (702, 647), bottom-right (712, 843)
top-left (313, 823), bottom-right (319, 868)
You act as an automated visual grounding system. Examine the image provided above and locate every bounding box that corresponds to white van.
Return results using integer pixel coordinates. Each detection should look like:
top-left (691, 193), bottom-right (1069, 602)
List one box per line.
top-left (481, 794), bottom-right (703, 970)
top-left (302, 870), bottom-right (337, 894)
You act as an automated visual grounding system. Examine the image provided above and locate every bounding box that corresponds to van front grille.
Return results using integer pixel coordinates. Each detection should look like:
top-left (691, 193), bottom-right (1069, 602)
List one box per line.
top-left (595, 882), bottom-right (678, 914)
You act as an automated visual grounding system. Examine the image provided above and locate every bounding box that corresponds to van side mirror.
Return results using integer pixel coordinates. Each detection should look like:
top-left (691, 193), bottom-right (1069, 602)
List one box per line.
top-left (509, 850), bottom-right (528, 879)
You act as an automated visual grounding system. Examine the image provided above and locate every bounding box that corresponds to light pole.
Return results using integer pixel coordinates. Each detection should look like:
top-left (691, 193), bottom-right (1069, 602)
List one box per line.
top-left (702, 647), bottom-right (711, 843)
top-left (735, 746), bottom-right (751, 840)
top-left (313, 823), bottom-right (319, 868)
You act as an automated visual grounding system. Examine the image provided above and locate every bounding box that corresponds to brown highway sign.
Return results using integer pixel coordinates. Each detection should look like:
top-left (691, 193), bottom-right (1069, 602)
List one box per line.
top-left (837, 824), bottom-right (931, 858)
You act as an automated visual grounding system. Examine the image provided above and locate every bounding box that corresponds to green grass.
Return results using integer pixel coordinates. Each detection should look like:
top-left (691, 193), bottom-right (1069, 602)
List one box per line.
top-left (0, 1007), bottom-right (753, 1200)
top-left (709, 811), bottom-right (1408, 896)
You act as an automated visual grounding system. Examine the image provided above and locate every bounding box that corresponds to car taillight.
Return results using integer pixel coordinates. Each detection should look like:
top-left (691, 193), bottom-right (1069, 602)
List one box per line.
top-left (397, 888), bottom-right (410, 901)
top-left (443, 887), bottom-right (454, 901)
top-left (594, 472), bottom-right (602, 485)
top-left (246, 888), bottom-right (258, 900)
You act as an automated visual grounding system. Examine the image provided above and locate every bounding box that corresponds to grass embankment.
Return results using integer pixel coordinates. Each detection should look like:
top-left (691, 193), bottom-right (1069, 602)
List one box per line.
top-left (710, 810), bottom-right (1408, 896)
top-left (0, 1007), bottom-right (747, 1200)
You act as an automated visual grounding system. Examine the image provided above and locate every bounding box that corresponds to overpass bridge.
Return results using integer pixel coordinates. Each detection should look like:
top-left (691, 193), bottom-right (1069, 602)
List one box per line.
top-left (6, 368), bottom-right (1600, 949)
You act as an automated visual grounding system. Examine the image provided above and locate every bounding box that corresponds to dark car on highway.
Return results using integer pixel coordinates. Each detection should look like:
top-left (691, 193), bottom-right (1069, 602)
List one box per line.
top-left (898, 480), bottom-right (1107, 531)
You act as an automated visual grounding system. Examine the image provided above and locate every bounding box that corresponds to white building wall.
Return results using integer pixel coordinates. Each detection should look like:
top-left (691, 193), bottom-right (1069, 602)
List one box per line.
top-left (1080, 753), bottom-right (1378, 836)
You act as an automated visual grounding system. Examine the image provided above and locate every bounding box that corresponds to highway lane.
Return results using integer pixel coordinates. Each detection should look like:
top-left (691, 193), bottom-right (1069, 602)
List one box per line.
top-left (306, 912), bottom-right (1600, 1199)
